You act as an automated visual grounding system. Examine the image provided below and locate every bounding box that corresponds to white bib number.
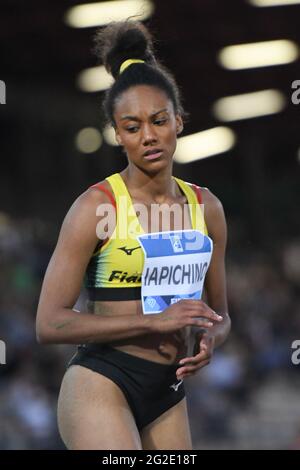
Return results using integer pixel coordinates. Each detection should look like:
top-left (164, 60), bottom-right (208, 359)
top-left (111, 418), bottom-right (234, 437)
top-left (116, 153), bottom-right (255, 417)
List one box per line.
top-left (137, 230), bottom-right (213, 314)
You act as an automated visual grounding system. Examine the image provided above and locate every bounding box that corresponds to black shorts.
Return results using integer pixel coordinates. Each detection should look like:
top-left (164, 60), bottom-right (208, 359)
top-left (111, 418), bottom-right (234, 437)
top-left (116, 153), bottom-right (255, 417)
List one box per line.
top-left (67, 343), bottom-right (185, 430)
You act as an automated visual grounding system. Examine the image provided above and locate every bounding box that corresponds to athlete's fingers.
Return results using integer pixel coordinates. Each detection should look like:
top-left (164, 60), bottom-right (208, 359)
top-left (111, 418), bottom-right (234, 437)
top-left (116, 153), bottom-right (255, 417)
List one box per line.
top-left (176, 371), bottom-right (193, 380)
top-left (192, 319), bottom-right (214, 328)
top-left (178, 336), bottom-right (213, 366)
top-left (179, 349), bottom-right (210, 366)
top-left (187, 306), bottom-right (223, 323)
top-left (176, 359), bottom-right (210, 377)
top-left (199, 335), bottom-right (215, 354)
top-left (178, 371), bottom-right (195, 379)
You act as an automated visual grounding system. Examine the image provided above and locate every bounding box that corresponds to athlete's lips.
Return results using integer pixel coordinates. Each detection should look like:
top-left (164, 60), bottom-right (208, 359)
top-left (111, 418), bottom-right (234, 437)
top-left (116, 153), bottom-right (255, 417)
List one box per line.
top-left (143, 148), bottom-right (163, 160)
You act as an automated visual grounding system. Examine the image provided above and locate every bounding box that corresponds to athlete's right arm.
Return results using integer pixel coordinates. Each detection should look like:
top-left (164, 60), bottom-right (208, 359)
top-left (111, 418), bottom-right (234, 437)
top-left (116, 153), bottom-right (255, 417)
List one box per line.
top-left (36, 187), bottom-right (221, 345)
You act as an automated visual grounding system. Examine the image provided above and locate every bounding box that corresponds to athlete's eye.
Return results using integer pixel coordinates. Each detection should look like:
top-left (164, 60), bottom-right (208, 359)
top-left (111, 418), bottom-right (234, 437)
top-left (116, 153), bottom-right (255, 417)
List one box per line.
top-left (126, 126), bottom-right (139, 133)
top-left (154, 119), bottom-right (167, 126)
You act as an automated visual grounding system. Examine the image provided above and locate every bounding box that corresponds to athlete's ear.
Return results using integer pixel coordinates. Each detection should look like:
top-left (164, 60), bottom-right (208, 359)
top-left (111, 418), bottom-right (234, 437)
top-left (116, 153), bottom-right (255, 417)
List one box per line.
top-left (114, 128), bottom-right (123, 146)
top-left (175, 115), bottom-right (183, 135)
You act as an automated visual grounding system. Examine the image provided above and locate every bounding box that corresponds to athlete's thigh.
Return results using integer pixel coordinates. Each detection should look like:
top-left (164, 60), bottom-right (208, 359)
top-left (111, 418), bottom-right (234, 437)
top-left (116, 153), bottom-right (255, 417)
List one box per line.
top-left (140, 398), bottom-right (192, 450)
top-left (57, 365), bottom-right (142, 450)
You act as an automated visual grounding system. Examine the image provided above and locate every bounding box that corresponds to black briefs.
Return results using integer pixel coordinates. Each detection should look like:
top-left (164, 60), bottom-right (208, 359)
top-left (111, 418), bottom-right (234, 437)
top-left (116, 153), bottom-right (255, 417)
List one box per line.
top-left (67, 343), bottom-right (185, 430)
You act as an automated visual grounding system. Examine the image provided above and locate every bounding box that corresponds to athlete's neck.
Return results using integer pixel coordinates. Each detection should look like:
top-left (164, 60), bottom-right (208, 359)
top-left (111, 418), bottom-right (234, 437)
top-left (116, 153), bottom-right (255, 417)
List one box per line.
top-left (120, 166), bottom-right (178, 203)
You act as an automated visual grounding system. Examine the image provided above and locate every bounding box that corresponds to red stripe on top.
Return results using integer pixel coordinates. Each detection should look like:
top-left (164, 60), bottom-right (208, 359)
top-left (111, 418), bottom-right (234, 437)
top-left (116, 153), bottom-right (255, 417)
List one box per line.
top-left (192, 184), bottom-right (202, 205)
top-left (91, 183), bottom-right (116, 209)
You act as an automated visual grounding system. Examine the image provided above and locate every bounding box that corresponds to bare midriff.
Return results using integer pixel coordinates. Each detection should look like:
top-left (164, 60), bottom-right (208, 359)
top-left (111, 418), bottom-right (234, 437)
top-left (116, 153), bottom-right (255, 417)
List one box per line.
top-left (87, 299), bottom-right (190, 365)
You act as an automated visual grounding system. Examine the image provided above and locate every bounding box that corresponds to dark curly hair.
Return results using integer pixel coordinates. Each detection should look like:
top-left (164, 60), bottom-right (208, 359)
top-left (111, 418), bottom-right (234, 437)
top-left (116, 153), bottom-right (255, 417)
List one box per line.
top-left (93, 21), bottom-right (185, 126)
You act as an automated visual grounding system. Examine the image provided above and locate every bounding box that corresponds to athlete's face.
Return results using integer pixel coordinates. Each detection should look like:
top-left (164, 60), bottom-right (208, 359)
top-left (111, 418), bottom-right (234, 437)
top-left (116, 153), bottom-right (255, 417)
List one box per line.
top-left (113, 85), bottom-right (183, 170)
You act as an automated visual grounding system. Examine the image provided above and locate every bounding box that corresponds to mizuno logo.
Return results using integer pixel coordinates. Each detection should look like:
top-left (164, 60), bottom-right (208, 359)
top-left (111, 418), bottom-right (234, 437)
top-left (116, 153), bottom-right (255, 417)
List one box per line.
top-left (118, 246), bottom-right (141, 256)
top-left (170, 379), bottom-right (183, 392)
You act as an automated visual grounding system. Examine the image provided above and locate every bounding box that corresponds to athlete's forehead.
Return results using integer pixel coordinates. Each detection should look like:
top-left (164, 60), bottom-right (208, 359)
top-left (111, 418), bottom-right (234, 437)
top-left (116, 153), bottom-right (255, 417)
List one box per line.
top-left (114, 85), bottom-right (174, 121)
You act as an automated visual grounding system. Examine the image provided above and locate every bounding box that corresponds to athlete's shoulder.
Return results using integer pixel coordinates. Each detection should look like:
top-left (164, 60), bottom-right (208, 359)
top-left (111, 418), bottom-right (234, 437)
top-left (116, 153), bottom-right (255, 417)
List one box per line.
top-left (200, 187), bottom-right (223, 211)
top-left (86, 178), bottom-right (114, 200)
top-left (201, 188), bottom-right (226, 240)
top-left (74, 178), bottom-right (115, 211)
top-left (61, 178), bottom-right (114, 230)
top-left (183, 181), bottom-right (221, 207)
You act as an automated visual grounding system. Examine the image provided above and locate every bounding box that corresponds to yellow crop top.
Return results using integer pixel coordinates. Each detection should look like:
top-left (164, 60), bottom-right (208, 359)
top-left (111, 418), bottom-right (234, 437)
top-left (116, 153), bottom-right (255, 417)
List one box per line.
top-left (85, 173), bottom-right (208, 301)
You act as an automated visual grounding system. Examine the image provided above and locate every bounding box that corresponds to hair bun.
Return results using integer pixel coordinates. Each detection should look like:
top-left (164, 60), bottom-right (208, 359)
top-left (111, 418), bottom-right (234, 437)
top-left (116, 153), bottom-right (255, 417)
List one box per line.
top-left (93, 21), bottom-right (155, 79)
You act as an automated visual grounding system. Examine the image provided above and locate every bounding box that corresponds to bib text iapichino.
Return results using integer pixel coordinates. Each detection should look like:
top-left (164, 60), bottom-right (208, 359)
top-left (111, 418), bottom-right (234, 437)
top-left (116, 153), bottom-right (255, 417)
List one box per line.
top-left (138, 229), bottom-right (213, 314)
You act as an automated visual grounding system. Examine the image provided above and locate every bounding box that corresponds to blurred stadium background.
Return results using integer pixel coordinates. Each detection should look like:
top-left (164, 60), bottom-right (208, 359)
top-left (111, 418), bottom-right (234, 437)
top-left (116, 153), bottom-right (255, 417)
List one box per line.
top-left (0, 0), bottom-right (300, 449)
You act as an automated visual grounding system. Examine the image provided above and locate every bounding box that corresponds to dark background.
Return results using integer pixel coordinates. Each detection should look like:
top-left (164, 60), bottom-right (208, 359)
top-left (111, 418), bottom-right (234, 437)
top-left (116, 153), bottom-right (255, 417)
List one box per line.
top-left (0, 0), bottom-right (300, 449)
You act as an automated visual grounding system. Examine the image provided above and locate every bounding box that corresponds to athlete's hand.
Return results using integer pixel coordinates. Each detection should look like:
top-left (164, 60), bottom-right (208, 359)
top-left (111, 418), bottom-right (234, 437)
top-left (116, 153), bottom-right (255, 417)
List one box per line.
top-left (153, 299), bottom-right (222, 334)
top-left (176, 332), bottom-right (215, 380)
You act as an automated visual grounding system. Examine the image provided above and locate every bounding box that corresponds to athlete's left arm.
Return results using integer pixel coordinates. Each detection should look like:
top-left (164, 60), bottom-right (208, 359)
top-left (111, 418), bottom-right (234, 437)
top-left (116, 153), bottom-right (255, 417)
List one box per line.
top-left (201, 188), bottom-right (231, 347)
top-left (176, 189), bottom-right (231, 380)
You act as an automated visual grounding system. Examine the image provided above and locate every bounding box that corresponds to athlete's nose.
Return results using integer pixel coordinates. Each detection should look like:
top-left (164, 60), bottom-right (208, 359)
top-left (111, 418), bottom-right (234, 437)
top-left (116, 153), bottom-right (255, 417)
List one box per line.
top-left (141, 123), bottom-right (157, 146)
